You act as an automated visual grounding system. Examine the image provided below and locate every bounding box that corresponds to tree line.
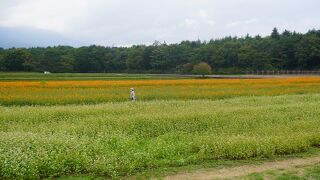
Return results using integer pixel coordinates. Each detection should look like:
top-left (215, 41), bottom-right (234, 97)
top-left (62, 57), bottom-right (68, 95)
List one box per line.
top-left (0, 28), bottom-right (319, 74)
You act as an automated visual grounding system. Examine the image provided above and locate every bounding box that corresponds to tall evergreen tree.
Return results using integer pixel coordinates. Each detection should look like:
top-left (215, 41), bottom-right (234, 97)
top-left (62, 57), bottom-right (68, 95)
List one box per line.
top-left (271, 27), bottom-right (280, 40)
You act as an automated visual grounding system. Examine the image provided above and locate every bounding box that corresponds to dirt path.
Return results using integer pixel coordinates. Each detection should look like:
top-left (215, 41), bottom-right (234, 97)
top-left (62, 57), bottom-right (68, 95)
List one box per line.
top-left (164, 156), bottom-right (320, 180)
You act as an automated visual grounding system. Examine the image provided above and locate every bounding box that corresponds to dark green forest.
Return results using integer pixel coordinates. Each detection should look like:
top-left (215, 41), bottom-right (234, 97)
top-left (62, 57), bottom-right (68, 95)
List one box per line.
top-left (0, 28), bottom-right (319, 74)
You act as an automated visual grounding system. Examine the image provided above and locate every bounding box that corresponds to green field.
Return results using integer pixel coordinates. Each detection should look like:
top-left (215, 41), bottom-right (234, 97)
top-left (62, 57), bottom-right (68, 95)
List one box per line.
top-left (1, 94), bottom-right (320, 178)
top-left (0, 72), bottom-right (189, 81)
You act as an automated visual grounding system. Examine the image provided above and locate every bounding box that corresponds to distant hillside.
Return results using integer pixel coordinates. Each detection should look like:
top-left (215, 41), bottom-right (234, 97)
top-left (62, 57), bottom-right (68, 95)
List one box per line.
top-left (0, 27), bottom-right (82, 48)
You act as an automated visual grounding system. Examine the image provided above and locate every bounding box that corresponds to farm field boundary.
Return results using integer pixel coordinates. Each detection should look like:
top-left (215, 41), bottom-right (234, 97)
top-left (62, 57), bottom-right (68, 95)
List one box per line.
top-left (165, 154), bottom-right (320, 179)
top-left (1, 72), bottom-right (320, 81)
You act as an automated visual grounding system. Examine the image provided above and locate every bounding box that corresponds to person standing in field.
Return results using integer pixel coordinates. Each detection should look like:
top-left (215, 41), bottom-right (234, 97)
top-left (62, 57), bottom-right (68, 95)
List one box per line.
top-left (130, 88), bottom-right (136, 101)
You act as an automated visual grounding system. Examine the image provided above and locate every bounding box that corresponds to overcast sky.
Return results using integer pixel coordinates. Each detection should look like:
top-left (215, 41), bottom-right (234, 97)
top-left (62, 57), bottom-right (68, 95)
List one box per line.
top-left (0, 0), bottom-right (320, 47)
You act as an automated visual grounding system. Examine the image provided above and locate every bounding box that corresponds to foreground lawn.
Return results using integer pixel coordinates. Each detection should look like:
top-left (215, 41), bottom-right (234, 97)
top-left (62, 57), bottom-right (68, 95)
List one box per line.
top-left (0, 94), bottom-right (320, 178)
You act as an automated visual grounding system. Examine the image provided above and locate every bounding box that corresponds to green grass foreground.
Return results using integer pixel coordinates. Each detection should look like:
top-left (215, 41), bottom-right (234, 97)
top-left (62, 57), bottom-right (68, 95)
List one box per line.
top-left (0, 94), bottom-right (320, 178)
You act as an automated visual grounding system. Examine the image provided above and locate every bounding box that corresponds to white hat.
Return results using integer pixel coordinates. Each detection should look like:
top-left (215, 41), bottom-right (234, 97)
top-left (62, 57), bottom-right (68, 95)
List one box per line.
top-left (130, 88), bottom-right (134, 90)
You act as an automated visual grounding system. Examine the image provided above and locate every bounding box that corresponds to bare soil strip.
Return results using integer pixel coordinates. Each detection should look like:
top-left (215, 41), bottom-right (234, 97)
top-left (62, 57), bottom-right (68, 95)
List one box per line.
top-left (165, 156), bottom-right (320, 180)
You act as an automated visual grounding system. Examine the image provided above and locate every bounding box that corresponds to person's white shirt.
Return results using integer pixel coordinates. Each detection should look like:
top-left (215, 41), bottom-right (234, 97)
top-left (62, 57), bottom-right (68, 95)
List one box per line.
top-left (130, 88), bottom-right (136, 101)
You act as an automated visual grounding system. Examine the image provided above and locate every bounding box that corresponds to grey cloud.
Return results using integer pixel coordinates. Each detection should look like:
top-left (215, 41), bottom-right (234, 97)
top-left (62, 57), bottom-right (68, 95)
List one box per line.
top-left (0, 0), bottom-right (320, 47)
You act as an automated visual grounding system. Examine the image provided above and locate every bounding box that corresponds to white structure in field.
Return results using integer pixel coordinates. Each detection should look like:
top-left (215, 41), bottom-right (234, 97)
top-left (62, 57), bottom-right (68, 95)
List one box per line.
top-left (44, 71), bottom-right (51, 74)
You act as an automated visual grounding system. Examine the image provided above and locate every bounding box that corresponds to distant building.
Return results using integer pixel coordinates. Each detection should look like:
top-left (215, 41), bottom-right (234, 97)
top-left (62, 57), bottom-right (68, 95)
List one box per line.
top-left (44, 71), bottom-right (51, 74)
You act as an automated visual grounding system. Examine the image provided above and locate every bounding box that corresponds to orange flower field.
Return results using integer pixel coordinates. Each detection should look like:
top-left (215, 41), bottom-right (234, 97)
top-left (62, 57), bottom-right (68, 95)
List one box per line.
top-left (1, 77), bottom-right (320, 105)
